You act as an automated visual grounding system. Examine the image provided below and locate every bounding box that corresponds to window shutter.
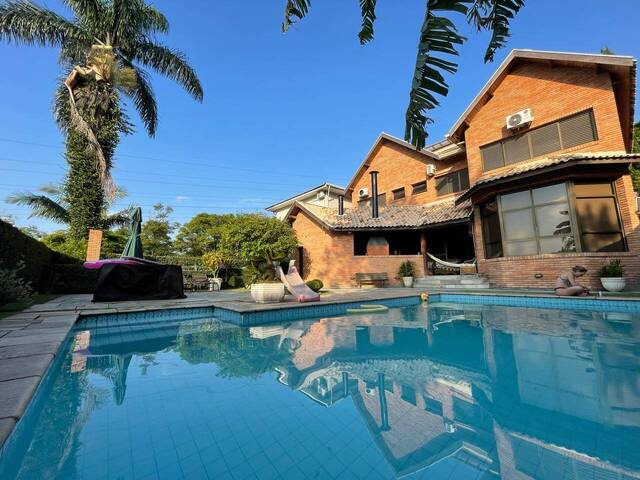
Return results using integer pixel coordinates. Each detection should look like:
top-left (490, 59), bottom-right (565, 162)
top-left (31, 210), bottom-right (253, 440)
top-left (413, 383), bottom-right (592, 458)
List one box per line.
top-left (503, 135), bottom-right (531, 165)
top-left (560, 111), bottom-right (596, 149)
top-left (530, 122), bottom-right (561, 157)
top-left (481, 143), bottom-right (505, 170)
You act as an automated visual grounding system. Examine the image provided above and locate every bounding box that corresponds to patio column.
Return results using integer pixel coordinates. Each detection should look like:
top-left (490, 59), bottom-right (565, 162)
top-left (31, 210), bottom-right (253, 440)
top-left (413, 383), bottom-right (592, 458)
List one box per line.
top-left (420, 231), bottom-right (429, 276)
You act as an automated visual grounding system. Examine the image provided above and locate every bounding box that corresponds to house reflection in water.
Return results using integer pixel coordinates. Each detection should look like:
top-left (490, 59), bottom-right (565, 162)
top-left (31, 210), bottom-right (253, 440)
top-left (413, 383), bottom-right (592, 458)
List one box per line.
top-left (268, 303), bottom-right (640, 479)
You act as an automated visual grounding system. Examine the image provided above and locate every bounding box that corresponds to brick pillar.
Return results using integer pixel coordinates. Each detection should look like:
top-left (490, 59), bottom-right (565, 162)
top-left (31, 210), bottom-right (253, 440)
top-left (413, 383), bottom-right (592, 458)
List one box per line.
top-left (86, 229), bottom-right (103, 261)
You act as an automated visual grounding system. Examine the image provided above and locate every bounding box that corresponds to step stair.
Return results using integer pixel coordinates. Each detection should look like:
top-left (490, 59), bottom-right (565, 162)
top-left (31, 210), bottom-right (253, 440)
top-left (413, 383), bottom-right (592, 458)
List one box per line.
top-left (413, 274), bottom-right (490, 290)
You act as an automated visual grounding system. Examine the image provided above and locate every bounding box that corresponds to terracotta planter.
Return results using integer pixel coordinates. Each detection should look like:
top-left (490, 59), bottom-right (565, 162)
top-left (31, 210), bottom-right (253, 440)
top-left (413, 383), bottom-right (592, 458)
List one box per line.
top-left (251, 283), bottom-right (285, 303)
top-left (600, 277), bottom-right (625, 292)
top-left (402, 276), bottom-right (414, 288)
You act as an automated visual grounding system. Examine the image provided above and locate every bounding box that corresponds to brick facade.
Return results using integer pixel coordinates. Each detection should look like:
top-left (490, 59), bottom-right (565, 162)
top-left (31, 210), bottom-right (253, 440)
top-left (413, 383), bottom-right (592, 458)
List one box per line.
top-left (292, 210), bottom-right (424, 287)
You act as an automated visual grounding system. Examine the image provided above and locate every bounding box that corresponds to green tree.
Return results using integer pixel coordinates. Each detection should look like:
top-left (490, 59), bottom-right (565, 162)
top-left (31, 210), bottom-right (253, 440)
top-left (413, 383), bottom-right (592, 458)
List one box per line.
top-left (282, 0), bottom-right (525, 149)
top-left (42, 228), bottom-right (129, 259)
top-left (0, 0), bottom-right (203, 238)
top-left (174, 213), bottom-right (236, 257)
top-left (140, 203), bottom-right (176, 259)
top-left (630, 121), bottom-right (640, 192)
top-left (219, 214), bottom-right (298, 266)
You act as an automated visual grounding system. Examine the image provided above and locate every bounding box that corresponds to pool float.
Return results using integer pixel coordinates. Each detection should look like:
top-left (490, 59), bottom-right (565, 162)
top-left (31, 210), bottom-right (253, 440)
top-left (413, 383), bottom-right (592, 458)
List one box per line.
top-left (346, 304), bottom-right (389, 314)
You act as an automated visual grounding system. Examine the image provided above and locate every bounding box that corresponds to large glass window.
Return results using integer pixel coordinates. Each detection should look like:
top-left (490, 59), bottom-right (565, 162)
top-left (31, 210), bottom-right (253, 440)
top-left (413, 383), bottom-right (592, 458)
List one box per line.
top-left (480, 180), bottom-right (626, 258)
top-left (574, 182), bottom-right (625, 252)
top-left (480, 110), bottom-right (597, 171)
top-left (436, 169), bottom-right (470, 196)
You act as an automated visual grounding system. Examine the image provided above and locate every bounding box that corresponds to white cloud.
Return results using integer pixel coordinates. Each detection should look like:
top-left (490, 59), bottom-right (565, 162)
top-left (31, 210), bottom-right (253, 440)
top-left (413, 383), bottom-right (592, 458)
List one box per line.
top-left (175, 195), bottom-right (190, 202)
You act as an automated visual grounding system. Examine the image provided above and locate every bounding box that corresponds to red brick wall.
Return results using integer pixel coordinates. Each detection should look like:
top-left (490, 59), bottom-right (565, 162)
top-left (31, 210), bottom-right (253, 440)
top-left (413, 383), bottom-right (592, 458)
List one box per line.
top-left (349, 141), bottom-right (467, 205)
top-left (291, 210), bottom-right (425, 287)
top-left (474, 174), bottom-right (640, 290)
top-left (464, 63), bottom-right (627, 185)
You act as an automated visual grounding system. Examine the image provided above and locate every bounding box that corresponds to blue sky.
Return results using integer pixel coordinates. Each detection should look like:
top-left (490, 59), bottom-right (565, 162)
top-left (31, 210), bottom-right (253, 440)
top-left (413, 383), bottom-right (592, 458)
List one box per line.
top-left (1, 0), bottom-right (639, 232)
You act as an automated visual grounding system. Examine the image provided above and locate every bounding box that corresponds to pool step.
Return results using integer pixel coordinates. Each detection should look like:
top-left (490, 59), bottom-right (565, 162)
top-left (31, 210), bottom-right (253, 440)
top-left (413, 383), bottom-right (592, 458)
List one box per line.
top-left (413, 274), bottom-right (490, 290)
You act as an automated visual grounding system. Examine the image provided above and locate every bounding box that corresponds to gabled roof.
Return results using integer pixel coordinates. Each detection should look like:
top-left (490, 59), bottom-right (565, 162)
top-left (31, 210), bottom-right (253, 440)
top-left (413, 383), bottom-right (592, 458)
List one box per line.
top-left (344, 133), bottom-right (441, 195)
top-left (447, 49), bottom-right (637, 149)
top-left (289, 197), bottom-right (472, 231)
top-left (265, 182), bottom-right (345, 212)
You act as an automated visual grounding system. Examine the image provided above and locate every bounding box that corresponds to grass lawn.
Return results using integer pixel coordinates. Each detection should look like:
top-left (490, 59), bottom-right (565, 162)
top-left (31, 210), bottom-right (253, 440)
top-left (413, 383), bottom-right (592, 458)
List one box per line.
top-left (0, 294), bottom-right (59, 320)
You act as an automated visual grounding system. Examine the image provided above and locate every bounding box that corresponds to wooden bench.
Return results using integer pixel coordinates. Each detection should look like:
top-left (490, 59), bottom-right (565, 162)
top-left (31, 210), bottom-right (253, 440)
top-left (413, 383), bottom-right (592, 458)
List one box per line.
top-left (355, 272), bottom-right (389, 288)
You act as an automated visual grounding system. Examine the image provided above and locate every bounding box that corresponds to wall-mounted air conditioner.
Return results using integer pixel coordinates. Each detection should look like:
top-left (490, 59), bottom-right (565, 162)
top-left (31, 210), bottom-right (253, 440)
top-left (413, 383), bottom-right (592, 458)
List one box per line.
top-left (358, 187), bottom-right (369, 198)
top-left (506, 108), bottom-right (533, 130)
top-left (426, 164), bottom-right (436, 176)
top-left (316, 191), bottom-right (326, 200)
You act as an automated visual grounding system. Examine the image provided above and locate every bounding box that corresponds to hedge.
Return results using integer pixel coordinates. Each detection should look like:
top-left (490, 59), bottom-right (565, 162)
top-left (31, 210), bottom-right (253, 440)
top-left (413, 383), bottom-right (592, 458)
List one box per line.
top-left (0, 220), bottom-right (83, 293)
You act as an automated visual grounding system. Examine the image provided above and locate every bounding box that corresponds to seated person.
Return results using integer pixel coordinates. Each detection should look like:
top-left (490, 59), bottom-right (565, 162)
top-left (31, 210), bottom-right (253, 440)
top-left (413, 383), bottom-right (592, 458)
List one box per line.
top-left (555, 266), bottom-right (590, 296)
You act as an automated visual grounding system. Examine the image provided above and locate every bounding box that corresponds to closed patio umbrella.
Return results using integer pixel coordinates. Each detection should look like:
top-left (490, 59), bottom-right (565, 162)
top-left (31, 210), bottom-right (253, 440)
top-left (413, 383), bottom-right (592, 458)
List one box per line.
top-left (121, 207), bottom-right (144, 259)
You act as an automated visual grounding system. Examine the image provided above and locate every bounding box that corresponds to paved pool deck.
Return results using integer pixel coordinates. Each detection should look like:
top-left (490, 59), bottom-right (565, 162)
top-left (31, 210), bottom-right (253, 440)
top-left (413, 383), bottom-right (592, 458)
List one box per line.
top-left (1, 285), bottom-right (639, 449)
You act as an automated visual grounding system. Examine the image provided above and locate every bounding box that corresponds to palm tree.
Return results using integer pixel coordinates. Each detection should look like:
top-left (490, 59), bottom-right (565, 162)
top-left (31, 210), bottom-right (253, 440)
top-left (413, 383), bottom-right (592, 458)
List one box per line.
top-left (0, 0), bottom-right (203, 238)
top-left (6, 184), bottom-right (132, 229)
top-left (282, 0), bottom-right (524, 150)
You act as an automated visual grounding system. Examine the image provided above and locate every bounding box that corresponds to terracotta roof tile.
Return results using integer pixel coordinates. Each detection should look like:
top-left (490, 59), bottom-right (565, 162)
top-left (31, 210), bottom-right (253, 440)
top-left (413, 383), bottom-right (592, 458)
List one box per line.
top-left (297, 197), bottom-right (472, 230)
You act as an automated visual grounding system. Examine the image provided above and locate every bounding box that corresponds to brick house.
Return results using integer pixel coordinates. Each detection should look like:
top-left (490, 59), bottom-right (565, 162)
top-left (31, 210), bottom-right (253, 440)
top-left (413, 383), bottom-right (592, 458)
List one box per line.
top-left (275, 50), bottom-right (640, 289)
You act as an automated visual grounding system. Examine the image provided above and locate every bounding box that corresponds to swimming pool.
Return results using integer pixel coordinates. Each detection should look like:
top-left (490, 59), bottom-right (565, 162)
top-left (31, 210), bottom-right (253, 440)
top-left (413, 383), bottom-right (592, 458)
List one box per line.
top-left (1, 297), bottom-right (639, 479)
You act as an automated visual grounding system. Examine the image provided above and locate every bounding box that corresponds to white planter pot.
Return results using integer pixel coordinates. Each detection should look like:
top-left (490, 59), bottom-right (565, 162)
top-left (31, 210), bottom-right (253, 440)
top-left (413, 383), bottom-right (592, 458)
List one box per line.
top-left (402, 276), bottom-right (414, 288)
top-left (251, 283), bottom-right (285, 303)
top-left (601, 277), bottom-right (626, 292)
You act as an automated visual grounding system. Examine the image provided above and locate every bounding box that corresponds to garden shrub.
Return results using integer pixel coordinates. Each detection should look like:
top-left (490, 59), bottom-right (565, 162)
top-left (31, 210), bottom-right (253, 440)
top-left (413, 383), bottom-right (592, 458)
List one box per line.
top-left (0, 220), bottom-right (78, 292)
top-left (0, 261), bottom-right (33, 306)
top-left (305, 279), bottom-right (324, 292)
top-left (226, 275), bottom-right (244, 289)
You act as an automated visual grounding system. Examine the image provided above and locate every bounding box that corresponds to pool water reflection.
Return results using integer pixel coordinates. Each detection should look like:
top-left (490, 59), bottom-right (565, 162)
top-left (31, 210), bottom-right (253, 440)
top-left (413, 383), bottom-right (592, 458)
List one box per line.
top-left (1, 301), bottom-right (639, 479)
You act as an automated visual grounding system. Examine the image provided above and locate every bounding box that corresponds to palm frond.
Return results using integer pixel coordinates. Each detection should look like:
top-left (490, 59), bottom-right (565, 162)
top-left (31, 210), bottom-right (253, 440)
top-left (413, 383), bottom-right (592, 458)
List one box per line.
top-left (140, 4), bottom-right (169, 34)
top-left (468, 0), bottom-right (524, 62)
top-left (0, 0), bottom-right (83, 47)
top-left (62, 0), bottom-right (101, 27)
top-left (103, 207), bottom-right (133, 228)
top-left (6, 191), bottom-right (70, 223)
top-left (405, 0), bottom-right (468, 150)
top-left (38, 183), bottom-right (64, 196)
top-left (129, 41), bottom-right (203, 101)
top-left (118, 60), bottom-right (157, 136)
top-left (282, 0), bottom-right (311, 33)
top-left (358, 0), bottom-right (377, 44)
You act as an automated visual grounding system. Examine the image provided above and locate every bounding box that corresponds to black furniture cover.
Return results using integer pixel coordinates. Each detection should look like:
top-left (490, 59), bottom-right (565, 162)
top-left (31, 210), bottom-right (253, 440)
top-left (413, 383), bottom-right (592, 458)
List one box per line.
top-left (93, 263), bottom-right (185, 302)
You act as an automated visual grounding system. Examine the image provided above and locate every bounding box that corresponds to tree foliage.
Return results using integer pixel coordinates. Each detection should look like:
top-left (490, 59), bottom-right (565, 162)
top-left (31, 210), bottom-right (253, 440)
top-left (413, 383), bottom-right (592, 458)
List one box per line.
top-left (140, 203), bottom-right (176, 259)
top-left (281, 0), bottom-right (525, 149)
top-left (174, 213), bottom-right (236, 257)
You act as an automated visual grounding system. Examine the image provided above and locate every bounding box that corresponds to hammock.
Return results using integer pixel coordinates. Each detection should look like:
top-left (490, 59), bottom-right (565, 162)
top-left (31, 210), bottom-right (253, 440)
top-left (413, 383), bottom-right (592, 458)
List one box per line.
top-left (427, 252), bottom-right (477, 269)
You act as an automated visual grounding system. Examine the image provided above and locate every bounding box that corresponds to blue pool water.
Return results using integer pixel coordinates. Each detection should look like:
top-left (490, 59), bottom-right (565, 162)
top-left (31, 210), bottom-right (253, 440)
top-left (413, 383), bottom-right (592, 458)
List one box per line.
top-left (1, 298), bottom-right (639, 479)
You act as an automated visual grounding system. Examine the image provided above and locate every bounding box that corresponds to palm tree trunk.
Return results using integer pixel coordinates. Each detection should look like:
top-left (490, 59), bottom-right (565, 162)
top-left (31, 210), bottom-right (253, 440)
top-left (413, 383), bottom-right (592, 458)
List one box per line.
top-left (63, 80), bottom-right (121, 240)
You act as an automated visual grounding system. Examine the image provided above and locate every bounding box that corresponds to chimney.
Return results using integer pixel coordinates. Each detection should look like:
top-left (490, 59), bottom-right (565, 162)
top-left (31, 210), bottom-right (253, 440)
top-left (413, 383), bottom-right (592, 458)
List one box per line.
top-left (370, 171), bottom-right (379, 218)
top-left (338, 195), bottom-right (344, 215)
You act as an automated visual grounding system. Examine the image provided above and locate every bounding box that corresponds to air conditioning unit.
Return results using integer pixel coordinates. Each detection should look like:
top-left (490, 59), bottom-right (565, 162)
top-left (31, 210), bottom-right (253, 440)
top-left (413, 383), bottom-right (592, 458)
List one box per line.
top-left (506, 108), bottom-right (533, 130)
top-left (316, 191), bottom-right (326, 200)
top-left (365, 387), bottom-right (376, 396)
top-left (358, 187), bottom-right (369, 198)
top-left (444, 421), bottom-right (457, 434)
top-left (426, 164), bottom-right (436, 176)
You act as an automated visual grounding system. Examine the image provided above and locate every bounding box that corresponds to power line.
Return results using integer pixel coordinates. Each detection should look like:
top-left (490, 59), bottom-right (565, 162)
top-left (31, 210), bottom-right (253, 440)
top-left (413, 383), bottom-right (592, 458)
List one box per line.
top-left (0, 136), bottom-right (335, 179)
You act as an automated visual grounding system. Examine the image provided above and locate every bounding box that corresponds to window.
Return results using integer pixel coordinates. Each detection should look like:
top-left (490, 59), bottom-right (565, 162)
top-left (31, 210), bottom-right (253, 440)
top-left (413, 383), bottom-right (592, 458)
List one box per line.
top-left (423, 396), bottom-right (443, 415)
top-left (481, 201), bottom-right (503, 258)
top-left (412, 181), bottom-right (427, 195)
top-left (436, 169), bottom-right (470, 196)
top-left (392, 187), bottom-right (405, 200)
top-left (480, 110), bottom-right (597, 171)
top-left (574, 182), bottom-right (625, 252)
top-left (500, 183), bottom-right (575, 256)
top-left (401, 385), bottom-right (417, 405)
top-left (480, 180), bottom-right (626, 258)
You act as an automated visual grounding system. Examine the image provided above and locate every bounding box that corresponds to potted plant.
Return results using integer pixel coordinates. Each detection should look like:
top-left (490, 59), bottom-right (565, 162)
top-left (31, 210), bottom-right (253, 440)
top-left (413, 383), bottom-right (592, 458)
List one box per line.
top-left (398, 261), bottom-right (416, 288)
top-left (598, 259), bottom-right (625, 292)
top-left (202, 251), bottom-right (226, 291)
top-left (243, 251), bottom-right (285, 304)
